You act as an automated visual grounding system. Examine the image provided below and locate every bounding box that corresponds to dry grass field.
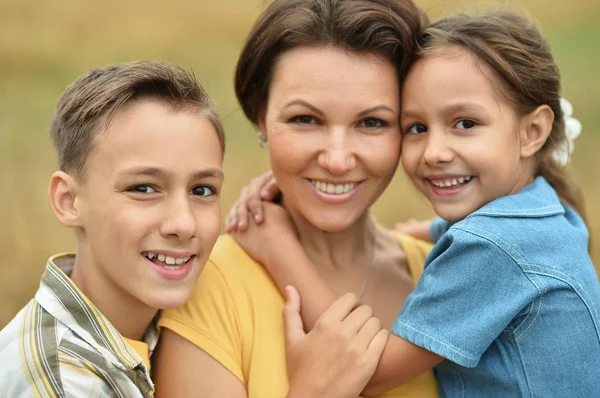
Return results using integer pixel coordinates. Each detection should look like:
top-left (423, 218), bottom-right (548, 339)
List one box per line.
top-left (1, 0), bottom-right (599, 328)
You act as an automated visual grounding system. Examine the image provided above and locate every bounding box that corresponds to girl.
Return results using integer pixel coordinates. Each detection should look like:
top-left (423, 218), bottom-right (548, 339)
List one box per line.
top-left (229, 10), bottom-right (600, 396)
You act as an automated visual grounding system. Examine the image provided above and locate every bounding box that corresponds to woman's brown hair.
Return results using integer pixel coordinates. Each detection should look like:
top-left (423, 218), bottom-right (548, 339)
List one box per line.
top-left (417, 11), bottom-right (586, 221)
top-left (235, 0), bottom-right (427, 125)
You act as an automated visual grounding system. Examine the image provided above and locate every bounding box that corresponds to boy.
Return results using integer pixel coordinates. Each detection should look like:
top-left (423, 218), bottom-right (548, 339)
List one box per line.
top-left (0, 61), bottom-right (226, 397)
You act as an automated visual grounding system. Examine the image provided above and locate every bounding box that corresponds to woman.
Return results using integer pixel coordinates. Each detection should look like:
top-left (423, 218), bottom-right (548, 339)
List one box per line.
top-left (153, 0), bottom-right (438, 396)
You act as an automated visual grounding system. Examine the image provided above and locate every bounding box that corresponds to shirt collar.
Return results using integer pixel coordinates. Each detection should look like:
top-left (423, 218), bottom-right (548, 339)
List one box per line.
top-left (34, 254), bottom-right (159, 372)
top-left (469, 177), bottom-right (565, 219)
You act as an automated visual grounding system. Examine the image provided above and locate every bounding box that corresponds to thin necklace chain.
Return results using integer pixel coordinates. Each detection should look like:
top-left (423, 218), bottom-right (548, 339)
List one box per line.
top-left (357, 222), bottom-right (377, 301)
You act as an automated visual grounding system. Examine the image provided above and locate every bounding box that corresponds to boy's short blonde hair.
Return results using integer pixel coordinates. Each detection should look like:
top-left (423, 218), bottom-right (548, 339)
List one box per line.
top-left (50, 60), bottom-right (225, 178)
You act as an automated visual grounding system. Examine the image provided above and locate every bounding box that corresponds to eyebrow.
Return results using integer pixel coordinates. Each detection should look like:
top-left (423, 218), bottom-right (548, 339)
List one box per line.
top-left (284, 100), bottom-right (396, 117)
top-left (121, 167), bottom-right (224, 180)
top-left (284, 100), bottom-right (325, 116)
top-left (401, 102), bottom-right (489, 119)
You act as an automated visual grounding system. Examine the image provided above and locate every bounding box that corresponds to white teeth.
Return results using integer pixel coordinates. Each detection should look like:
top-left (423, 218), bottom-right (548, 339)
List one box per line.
top-left (310, 179), bottom-right (357, 195)
top-left (144, 252), bottom-right (191, 266)
top-left (431, 176), bottom-right (472, 188)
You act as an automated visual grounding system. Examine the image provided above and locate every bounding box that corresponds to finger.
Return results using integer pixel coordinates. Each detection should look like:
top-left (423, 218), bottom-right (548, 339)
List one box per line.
top-left (284, 286), bottom-right (305, 348)
top-left (317, 292), bottom-right (359, 325)
top-left (394, 223), bottom-right (406, 232)
top-left (340, 304), bottom-right (374, 334)
top-left (234, 200), bottom-right (249, 232)
top-left (355, 316), bottom-right (382, 350)
top-left (367, 329), bottom-right (389, 358)
top-left (260, 175), bottom-right (280, 200)
top-left (246, 196), bottom-right (265, 224)
top-left (226, 212), bottom-right (238, 232)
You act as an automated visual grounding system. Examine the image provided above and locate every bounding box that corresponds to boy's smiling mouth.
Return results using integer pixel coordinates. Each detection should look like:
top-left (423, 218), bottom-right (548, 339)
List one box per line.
top-left (142, 251), bottom-right (194, 270)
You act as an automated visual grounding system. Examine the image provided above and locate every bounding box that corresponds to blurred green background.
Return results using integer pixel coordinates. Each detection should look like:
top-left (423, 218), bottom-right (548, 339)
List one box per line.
top-left (1, 0), bottom-right (599, 328)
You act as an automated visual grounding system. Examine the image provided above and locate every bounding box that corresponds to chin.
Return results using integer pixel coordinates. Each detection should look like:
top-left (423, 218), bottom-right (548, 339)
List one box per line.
top-left (144, 288), bottom-right (194, 310)
top-left (306, 212), bottom-right (362, 232)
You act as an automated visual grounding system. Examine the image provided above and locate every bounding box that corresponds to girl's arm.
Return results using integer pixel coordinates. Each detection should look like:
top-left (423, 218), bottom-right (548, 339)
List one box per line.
top-left (232, 203), bottom-right (444, 394)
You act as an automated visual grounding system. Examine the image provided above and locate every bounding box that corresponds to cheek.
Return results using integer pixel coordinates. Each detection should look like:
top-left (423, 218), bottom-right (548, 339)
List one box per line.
top-left (400, 140), bottom-right (420, 175)
top-left (268, 131), bottom-right (315, 177)
top-left (360, 134), bottom-right (402, 177)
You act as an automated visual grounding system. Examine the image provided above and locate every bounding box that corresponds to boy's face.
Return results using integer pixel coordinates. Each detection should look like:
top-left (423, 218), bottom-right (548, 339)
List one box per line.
top-left (74, 100), bottom-right (223, 311)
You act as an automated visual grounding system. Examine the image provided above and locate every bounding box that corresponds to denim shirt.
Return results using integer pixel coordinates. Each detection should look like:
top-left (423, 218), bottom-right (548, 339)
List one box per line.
top-left (392, 177), bottom-right (600, 397)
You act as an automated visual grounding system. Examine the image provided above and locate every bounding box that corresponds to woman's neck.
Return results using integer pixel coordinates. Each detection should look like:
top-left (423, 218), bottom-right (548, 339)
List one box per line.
top-left (283, 201), bottom-right (376, 273)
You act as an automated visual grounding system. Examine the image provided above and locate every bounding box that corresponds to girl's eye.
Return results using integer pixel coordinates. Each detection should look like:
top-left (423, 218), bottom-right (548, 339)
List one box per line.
top-left (289, 115), bottom-right (318, 125)
top-left (456, 119), bottom-right (477, 130)
top-left (406, 124), bottom-right (428, 135)
top-left (128, 185), bottom-right (156, 194)
top-left (191, 186), bottom-right (216, 197)
top-left (358, 118), bottom-right (387, 128)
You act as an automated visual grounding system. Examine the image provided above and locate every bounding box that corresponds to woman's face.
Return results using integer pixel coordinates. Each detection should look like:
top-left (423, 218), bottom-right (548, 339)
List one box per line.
top-left (259, 46), bottom-right (401, 232)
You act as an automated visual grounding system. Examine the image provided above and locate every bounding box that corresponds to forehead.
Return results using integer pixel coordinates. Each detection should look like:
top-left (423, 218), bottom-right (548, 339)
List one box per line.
top-left (268, 45), bottom-right (399, 105)
top-left (85, 100), bottom-right (223, 177)
top-left (404, 45), bottom-right (511, 107)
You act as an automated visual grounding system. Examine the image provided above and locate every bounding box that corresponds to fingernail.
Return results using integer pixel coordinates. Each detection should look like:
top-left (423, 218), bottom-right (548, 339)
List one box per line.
top-left (254, 214), bottom-right (261, 222)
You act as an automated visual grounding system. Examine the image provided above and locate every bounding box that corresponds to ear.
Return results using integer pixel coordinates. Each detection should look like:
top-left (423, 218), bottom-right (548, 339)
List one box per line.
top-left (48, 171), bottom-right (82, 228)
top-left (257, 118), bottom-right (268, 140)
top-left (520, 104), bottom-right (554, 159)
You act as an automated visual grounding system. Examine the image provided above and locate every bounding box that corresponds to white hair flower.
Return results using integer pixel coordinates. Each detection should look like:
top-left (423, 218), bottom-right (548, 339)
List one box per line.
top-left (552, 98), bottom-right (582, 167)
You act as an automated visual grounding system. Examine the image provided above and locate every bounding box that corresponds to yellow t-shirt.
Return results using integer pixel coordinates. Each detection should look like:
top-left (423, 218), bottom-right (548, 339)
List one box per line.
top-left (159, 234), bottom-right (438, 398)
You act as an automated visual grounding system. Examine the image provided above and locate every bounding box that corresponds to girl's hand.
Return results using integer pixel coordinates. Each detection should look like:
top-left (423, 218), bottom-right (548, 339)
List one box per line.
top-left (226, 170), bottom-right (280, 232)
top-left (284, 286), bottom-right (388, 398)
top-left (394, 218), bottom-right (433, 242)
top-left (231, 201), bottom-right (298, 266)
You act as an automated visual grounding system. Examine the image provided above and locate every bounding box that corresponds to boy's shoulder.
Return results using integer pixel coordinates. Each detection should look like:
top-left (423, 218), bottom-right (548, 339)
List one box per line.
top-left (0, 256), bottom-right (155, 397)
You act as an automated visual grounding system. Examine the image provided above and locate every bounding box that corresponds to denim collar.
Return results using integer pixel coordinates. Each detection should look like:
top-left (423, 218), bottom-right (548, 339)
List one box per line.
top-left (467, 177), bottom-right (564, 219)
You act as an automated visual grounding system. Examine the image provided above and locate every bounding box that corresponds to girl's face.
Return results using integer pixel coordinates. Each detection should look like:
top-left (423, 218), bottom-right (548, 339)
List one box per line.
top-left (400, 46), bottom-right (534, 222)
top-left (259, 46), bottom-right (401, 232)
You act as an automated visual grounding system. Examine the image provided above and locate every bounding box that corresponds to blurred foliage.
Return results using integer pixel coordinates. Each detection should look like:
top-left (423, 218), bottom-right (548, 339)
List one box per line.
top-left (1, 0), bottom-right (599, 328)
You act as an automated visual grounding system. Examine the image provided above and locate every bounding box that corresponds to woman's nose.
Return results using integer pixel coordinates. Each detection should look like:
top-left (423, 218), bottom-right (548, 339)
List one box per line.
top-left (317, 127), bottom-right (356, 175)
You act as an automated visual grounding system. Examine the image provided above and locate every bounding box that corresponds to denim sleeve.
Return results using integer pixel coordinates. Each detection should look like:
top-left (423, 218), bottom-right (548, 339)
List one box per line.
top-left (429, 217), bottom-right (452, 243)
top-left (391, 228), bottom-right (536, 368)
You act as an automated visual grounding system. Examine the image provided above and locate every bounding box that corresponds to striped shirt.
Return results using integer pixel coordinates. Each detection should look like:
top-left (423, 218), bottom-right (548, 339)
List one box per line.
top-left (0, 254), bottom-right (157, 397)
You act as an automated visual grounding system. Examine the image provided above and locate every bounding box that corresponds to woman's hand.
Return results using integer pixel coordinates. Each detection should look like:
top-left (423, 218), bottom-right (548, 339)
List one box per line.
top-left (226, 170), bottom-right (280, 232)
top-left (284, 286), bottom-right (388, 398)
top-left (231, 201), bottom-right (298, 266)
top-left (394, 218), bottom-right (433, 242)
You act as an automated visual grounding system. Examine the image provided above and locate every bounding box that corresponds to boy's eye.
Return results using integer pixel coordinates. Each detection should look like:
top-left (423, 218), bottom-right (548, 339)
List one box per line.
top-left (190, 185), bottom-right (216, 197)
top-left (358, 118), bottom-right (387, 129)
top-left (289, 115), bottom-right (318, 125)
top-left (456, 119), bottom-right (477, 130)
top-left (406, 123), bottom-right (428, 135)
top-left (128, 185), bottom-right (156, 194)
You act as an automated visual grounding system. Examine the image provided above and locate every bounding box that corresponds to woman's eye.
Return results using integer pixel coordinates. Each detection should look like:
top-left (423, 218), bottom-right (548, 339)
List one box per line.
top-left (128, 185), bottom-right (156, 194)
top-left (358, 118), bottom-right (387, 128)
top-left (406, 124), bottom-right (427, 135)
top-left (191, 186), bottom-right (216, 197)
top-left (289, 115), bottom-right (318, 125)
top-left (456, 119), bottom-right (477, 130)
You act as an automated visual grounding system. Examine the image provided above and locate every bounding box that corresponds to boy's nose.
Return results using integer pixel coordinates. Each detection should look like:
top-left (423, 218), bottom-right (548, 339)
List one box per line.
top-left (160, 196), bottom-right (196, 240)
